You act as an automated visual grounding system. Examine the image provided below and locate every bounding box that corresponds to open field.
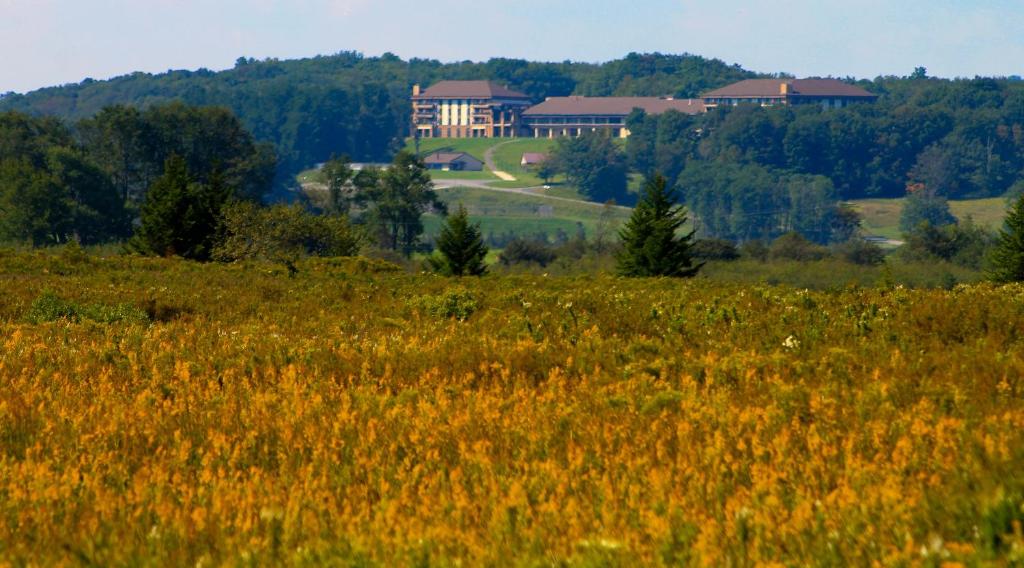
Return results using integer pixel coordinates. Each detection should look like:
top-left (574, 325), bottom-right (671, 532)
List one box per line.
top-left (406, 137), bottom-right (561, 187)
top-left (1, 250), bottom-right (1023, 565)
top-left (427, 185), bottom-right (631, 241)
top-left (851, 197), bottom-right (1010, 240)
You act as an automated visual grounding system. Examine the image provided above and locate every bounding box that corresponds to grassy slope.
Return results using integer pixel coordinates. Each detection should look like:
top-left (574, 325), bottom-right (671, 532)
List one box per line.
top-left (851, 197), bottom-right (1009, 239)
top-left (405, 138), bottom-right (561, 187)
top-left (426, 186), bottom-right (631, 240)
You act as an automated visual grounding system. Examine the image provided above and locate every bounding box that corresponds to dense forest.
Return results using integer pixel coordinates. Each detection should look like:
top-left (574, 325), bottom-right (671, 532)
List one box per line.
top-left (0, 52), bottom-right (757, 175)
top-left (3, 53), bottom-right (1022, 210)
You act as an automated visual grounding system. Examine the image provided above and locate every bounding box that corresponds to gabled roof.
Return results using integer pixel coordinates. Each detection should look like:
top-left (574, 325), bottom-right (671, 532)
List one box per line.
top-left (702, 78), bottom-right (876, 99)
top-left (423, 152), bottom-right (482, 164)
top-left (414, 81), bottom-right (530, 100)
top-left (521, 153), bottom-right (548, 164)
top-left (523, 96), bottom-right (706, 117)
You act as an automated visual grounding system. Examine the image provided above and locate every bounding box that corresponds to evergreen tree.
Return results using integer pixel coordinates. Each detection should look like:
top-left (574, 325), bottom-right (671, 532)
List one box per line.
top-left (616, 174), bottom-right (701, 277)
top-left (988, 192), bottom-right (1024, 283)
top-left (429, 204), bottom-right (488, 276)
top-left (132, 155), bottom-right (230, 260)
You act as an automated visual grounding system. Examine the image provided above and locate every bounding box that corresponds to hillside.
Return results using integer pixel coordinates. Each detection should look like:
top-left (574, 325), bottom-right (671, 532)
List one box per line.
top-left (0, 52), bottom-right (758, 174)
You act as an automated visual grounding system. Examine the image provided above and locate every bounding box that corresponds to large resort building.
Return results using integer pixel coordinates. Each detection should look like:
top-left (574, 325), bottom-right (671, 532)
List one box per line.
top-left (412, 78), bottom-right (875, 139)
top-left (412, 81), bottom-right (532, 139)
top-left (522, 96), bottom-right (705, 139)
top-left (702, 79), bottom-right (878, 109)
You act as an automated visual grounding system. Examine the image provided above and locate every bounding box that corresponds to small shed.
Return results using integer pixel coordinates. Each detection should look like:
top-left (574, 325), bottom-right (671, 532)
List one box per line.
top-left (423, 152), bottom-right (484, 172)
top-left (521, 153), bottom-right (548, 167)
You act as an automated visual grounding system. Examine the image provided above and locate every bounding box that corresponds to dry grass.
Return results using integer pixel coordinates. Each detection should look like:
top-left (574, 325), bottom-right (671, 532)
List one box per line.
top-left (1, 249), bottom-right (1023, 565)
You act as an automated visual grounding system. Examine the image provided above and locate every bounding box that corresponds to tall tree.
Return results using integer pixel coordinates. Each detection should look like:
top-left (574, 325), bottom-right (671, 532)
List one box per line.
top-left (132, 156), bottom-right (230, 260)
top-left (429, 204), bottom-right (488, 276)
top-left (363, 150), bottom-right (444, 255)
top-left (46, 147), bottom-right (130, 243)
top-left (617, 174), bottom-right (701, 277)
top-left (988, 193), bottom-right (1024, 283)
top-left (322, 155), bottom-right (354, 215)
top-left (0, 159), bottom-right (72, 246)
top-left (553, 132), bottom-right (629, 203)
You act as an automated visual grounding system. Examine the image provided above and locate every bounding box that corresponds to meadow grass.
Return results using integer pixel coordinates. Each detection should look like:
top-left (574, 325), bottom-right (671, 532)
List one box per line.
top-left (851, 197), bottom-right (1009, 240)
top-left (0, 249), bottom-right (1023, 565)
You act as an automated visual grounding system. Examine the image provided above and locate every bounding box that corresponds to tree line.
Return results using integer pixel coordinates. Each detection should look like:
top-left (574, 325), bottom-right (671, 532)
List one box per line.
top-left (0, 52), bottom-right (755, 178)
top-left (0, 105), bottom-right (447, 266)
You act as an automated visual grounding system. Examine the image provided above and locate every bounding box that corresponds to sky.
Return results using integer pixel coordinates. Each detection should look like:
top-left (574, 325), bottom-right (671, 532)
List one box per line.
top-left (1, 0), bottom-right (1023, 94)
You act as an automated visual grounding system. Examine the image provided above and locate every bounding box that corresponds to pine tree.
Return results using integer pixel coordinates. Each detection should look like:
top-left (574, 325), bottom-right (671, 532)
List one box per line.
top-left (616, 174), bottom-right (702, 277)
top-left (132, 155), bottom-right (230, 260)
top-left (430, 204), bottom-right (488, 276)
top-left (988, 192), bottom-right (1024, 283)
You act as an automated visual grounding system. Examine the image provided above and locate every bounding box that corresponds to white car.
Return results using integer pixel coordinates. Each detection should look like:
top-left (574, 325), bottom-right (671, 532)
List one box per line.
top-left (542, 185), bottom-right (551, 190)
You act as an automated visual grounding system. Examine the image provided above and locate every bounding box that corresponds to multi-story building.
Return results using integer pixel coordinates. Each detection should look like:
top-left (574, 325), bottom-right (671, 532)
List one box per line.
top-left (702, 78), bottom-right (877, 109)
top-left (522, 96), bottom-right (706, 139)
top-left (411, 81), bottom-right (533, 139)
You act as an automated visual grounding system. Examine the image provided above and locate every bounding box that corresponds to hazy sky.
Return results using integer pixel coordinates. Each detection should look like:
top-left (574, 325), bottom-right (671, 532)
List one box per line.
top-left (2, 0), bottom-right (1023, 94)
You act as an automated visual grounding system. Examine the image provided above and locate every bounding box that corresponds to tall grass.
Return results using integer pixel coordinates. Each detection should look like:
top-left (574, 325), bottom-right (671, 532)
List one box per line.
top-left (0, 251), bottom-right (1022, 565)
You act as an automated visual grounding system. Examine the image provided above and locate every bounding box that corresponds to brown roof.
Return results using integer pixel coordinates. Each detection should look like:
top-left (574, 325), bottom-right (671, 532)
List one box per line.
top-left (414, 81), bottom-right (530, 100)
top-left (702, 79), bottom-right (876, 99)
top-left (521, 153), bottom-right (548, 164)
top-left (523, 96), bottom-right (706, 117)
top-left (423, 152), bottom-right (482, 164)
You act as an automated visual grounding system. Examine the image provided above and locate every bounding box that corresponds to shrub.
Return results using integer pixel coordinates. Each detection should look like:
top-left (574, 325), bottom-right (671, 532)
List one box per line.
top-left (833, 239), bottom-right (886, 266)
top-left (900, 220), bottom-right (995, 268)
top-left (26, 291), bottom-right (149, 324)
top-left (214, 202), bottom-right (363, 273)
top-left (691, 238), bottom-right (740, 261)
top-left (739, 240), bottom-right (770, 261)
top-left (414, 288), bottom-right (479, 321)
top-left (769, 232), bottom-right (830, 261)
top-left (499, 238), bottom-right (557, 268)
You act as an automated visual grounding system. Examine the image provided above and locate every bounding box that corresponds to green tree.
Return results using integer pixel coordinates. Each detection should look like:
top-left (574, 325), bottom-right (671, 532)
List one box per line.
top-left (214, 202), bottom-right (362, 275)
top-left (0, 159), bottom-right (72, 245)
top-left (322, 155), bottom-right (354, 214)
top-left (536, 158), bottom-right (558, 185)
top-left (46, 147), bottom-right (130, 243)
top-left (988, 193), bottom-right (1024, 283)
top-left (553, 132), bottom-right (629, 203)
top-left (616, 174), bottom-right (701, 277)
top-left (363, 151), bottom-right (445, 255)
top-left (428, 204), bottom-right (488, 276)
top-left (900, 191), bottom-right (957, 233)
top-left (132, 155), bottom-right (229, 260)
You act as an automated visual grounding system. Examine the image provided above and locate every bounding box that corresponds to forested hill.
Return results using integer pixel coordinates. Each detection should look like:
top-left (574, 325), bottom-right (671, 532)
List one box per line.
top-left (0, 52), bottom-right (757, 174)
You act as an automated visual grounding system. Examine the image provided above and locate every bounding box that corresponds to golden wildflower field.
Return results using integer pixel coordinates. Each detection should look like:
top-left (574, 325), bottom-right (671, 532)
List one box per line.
top-left (1, 250), bottom-right (1023, 566)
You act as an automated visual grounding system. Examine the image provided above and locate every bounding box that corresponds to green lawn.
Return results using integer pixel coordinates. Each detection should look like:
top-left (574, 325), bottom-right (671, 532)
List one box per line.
top-left (297, 168), bottom-right (324, 184)
top-left (405, 137), bottom-right (562, 188)
top-left (850, 197), bottom-right (1009, 240)
top-left (427, 170), bottom-right (498, 181)
top-left (426, 185), bottom-right (632, 241)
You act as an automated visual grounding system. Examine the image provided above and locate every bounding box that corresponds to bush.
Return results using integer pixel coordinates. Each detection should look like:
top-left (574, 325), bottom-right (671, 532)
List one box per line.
top-left (900, 220), bottom-right (995, 268)
top-left (769, 232), bottom-right (830, 261)
top-left (833, 239), bottom-right (886, 266)
top-left (691, 238), bottom-right (740, 261)
top-left (499, 238), bottom-right (558, 268)
top-left (214, 202), bottom-right (363, 272)
top-left (414, 288), bottom-right (479, 321)
top-left (739, 240), bottom-right (770, 261)
top-left (26, 290), bottom-right (149, 324)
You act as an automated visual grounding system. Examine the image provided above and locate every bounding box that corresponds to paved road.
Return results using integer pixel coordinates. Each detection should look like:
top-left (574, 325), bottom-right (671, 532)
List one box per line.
top-left (432, 178), bottom-right (631, 210)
